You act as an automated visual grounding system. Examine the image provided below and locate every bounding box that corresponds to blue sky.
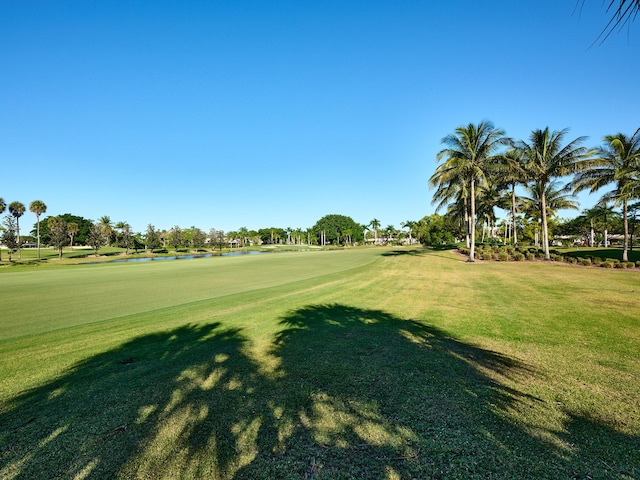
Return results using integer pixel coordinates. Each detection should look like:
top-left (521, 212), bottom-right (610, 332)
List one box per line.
top-left (2, 1), bottom-right (639, 234)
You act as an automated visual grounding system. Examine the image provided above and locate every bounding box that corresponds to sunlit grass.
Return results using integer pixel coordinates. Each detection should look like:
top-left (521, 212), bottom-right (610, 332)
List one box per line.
top-left (0, 247), bottom-right (638, 479)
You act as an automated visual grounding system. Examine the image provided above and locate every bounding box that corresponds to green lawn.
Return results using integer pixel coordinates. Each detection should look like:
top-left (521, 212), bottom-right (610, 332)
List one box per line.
top-left (1, 247), bottom-right (639, 479)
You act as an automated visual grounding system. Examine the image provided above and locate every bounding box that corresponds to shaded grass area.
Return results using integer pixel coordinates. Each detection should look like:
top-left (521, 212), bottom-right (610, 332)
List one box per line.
top-left (4, 305), bottom-right (638, 479)
top-left (1, 247), bottom-right (639, 478)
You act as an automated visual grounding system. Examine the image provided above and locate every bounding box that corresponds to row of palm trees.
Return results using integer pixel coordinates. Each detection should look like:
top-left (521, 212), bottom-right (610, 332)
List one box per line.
top-left (430, 122), bottom-right (640, 262)
top-left (0, 199), bottom-right (48, 260)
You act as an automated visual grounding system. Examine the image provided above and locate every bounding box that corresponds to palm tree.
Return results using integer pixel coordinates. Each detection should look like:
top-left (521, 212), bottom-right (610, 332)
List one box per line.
top-left (496, 148), bottom-right (527, 247)
top-left (517, 128), bottom-right (590, 260)
top-left (29, 200), bottom-right (47, 259)
top-left (369, 219), bottom-right (381, 245)
top-left (434, 121), bottom-right (508, 261)
top-left (8, 201), bottom-right (26, 259)
top-left (570, 129), bottom-right (640, 261)
top-left (0, 198), bottom-right (5, 261)
top-left (98, 215), bottom-right (114, 246)
top-left (430, 173), bottom-right (471, 247)
top-left (68, 222), bottom-right (79, 251)
top-left (114, 221), bottom-right (132, 254)
top-left (401, 220), bottom-right (416, 245)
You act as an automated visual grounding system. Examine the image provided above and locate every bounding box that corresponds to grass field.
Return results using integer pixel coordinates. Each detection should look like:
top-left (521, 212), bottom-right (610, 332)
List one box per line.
top-left (1, 247), bottom-right (639, 479)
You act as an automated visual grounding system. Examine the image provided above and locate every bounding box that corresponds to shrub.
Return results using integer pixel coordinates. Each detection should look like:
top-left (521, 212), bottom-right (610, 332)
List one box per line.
top-left (626, 262), bottom-right (636, 269)
top-left (593, 256), bottom-right (603, 265)
top-left (568, 257), bottom-right (578, 264)
top-left (614, 262), bottom-right (626, 269)
top-left (581, 258), bottom-right (592, 266)
top-left (482, 251), bottom-right (493, 261)
top-left (602, 261), bottom-right (614, 268)
top-left (636, 261), bottom-right (640, 268)
top-left (526, 253), bottom-right (535, 261)
top-left (514, 252), bottom-right (525, 262)
top-left (505, 246), bottom-right (515, 255)
top-left (459, 247), bottom-right (470, 256)
top-left (498, 252), bottom-right (509, 261)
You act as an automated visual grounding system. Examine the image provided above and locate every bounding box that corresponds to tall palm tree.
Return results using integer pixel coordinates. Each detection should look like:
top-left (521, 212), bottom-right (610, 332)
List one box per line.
top-left (0, 198), bottom-right (5, 261)
top-left (8, 201), bottom-right (25, 259)
top-left (401, 220), bottom-right (416, 245)
top-left (369, 219), bottom-right (381, 245)
top-left (434, 121), bottom-right (508, 261)
top-left (29, 200), bottom-right (47, 259)
top-left (114, 221), bottom-right (132, 254)
top-left (496, 148), bottom-right (527, 246)
top-left (68, 222), bottom-right (79, 251)
top-left (98, 215), bottom-right (114, 246)
top-left (517, 128), bottom-right (590, 260)
top-left (570, 129), bottom-right (640, 261)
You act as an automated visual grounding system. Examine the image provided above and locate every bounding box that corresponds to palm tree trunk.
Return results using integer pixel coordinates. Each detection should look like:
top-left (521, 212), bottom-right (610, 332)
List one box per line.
top-left (541, 188), bottom-right (550, 260)
top-left (36, 215), bottom-right (41, 259)
top-left (622, 200), bottom-right (629, 262)
top-left (469, 179), bottom-right (476, 262)
top-left (511, 185), bottom-right (518, 247)
top-left (464, 196), bottom-right (470, 248)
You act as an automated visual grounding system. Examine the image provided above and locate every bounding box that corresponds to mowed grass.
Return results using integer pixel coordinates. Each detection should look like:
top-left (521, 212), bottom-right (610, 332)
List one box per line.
top-left (0, 247), bottom-right (639, 479)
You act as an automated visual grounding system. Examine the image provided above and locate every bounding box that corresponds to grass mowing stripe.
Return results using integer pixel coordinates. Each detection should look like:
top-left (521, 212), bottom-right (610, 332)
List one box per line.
top-left (0, 249), bottom-right (380, 340)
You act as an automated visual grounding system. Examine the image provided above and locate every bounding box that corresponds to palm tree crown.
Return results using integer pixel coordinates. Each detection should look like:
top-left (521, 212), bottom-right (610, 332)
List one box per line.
top-left (517, 128), bottom-right (590, 260)
top-left (433, 121), bottom-right (508, 261)
top-left (29, 200), bottom-right (47, 259)
top-left (570, 128), bottom-right (640, 261)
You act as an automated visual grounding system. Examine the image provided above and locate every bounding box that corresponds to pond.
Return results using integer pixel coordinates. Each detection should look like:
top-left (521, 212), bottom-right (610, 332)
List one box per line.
top-left (86, 251), bottom-right (269, 264)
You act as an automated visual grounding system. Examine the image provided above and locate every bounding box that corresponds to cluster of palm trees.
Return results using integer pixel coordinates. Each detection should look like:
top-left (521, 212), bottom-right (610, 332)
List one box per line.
top-left (0, 199), bottom-right (48, 260)
top-left (430, 122), bottom-right (640, 262)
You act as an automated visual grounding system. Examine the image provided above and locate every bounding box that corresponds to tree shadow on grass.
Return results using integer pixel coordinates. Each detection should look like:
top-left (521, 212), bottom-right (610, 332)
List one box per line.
top-left (1, 306), bottom-right (638, 479)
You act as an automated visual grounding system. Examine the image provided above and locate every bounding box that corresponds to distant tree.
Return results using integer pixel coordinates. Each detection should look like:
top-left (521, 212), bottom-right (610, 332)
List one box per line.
top-left (145, 224), bottom-right (162, 251)
top-left (48, 216), bottom-right (69, 259)
top-left (208, 228), bottom-right (226, 251)
top-left (413, 214), bottom-right (457, 246)
top-left (36, 214), bottom-right (92, 246)
top-left (115, 221), bottom-right (133, 254)
top-left (168, 225), bottom-right (184, 251)
top-left (67, 222), bottom-right (79, 251)
top-left (238, 226), bottom-right (249, 248)
top-left (191, 227), bottom-right (207, 251)
top-left (312, 214), bottom-right (364, 246)
top-left (87, 222), bottom-right (107, 255)
top-left (98, 216), bottom-right (114, 245)
top-left (8, 201), bottom-right (26, 259)
top-left (29, 200), bottom-right (47, 259)
top-left (369, 218), bottom-right (381, 244)
top-left (1, 215), bottom-right (18, 261)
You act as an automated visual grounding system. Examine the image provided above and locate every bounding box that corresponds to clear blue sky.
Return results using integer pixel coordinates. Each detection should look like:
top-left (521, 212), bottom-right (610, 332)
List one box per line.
top-left (2, 1), bottom-right (639, 234)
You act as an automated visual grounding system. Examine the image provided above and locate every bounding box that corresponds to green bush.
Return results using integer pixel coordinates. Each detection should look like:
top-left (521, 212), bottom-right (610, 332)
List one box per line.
top-left (581, 258), bottom-right (592, 266)
top-left (625, 262), bottom-right (636, 269)
top-left (498, 252), bottom-right (509, 261)
top-left (526, 253), bottom-right (535, 261)
top-left (514, 252), bottom-right (525, 262)
top-left (636, 261), bottom-right (640, 268)
top-left (593, 256), bottom-right (603, 265)
top-left (615, 262), bottom-right (626, 269)
top-left (602, 261), bottom-right (614, 268)
top-left (568, 257), bottom-right (577, 264)
top-left (459, 247), bottom-right (470, 256)
top-left (482, 251), bottom-right (493, 261)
